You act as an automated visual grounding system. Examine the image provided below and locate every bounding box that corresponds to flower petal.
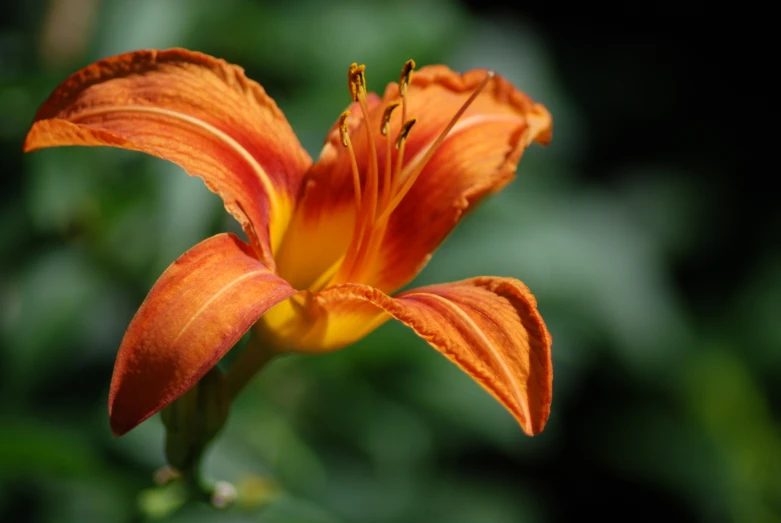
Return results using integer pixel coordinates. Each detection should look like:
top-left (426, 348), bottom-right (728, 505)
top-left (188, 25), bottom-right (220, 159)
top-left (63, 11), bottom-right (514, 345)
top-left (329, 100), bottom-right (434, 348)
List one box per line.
top-left (258, 277), bottom-right (552, 435)
top-left (373, 69), bottom-right (551, 292)
top-left (24, 48), bottom-right (312, 267)
top-left (276, 65), bottom-right (550, 291)
top-left (108, 233), bottom-right (296, 436)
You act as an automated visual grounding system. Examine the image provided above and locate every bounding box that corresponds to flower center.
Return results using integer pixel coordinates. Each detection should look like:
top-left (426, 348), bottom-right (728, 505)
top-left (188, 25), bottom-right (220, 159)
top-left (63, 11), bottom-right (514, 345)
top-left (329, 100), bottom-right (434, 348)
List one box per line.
top-left (309, 61), bottom-right (494, 291)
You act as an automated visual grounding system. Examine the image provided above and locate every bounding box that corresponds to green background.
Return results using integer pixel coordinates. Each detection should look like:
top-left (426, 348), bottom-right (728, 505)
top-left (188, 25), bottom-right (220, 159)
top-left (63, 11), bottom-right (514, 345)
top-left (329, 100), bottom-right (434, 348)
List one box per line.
top-left (1, 1), bottom-right (777, 522)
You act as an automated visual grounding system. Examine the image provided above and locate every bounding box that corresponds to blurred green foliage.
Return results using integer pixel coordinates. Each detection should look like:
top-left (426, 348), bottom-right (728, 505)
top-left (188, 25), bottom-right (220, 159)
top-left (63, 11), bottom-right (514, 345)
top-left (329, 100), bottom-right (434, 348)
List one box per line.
top-left (1, 1), bottom-right (778, 522)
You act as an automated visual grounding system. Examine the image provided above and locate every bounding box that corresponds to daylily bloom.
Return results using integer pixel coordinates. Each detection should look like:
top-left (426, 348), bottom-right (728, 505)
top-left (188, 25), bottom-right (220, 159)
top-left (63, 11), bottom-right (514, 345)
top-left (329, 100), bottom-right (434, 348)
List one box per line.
top-left (24, 49), bottom-right (554, 439)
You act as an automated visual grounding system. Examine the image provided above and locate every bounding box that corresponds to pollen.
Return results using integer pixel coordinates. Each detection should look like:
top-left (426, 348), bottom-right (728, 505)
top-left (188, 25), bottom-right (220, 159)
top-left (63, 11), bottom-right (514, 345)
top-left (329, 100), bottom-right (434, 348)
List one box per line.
top-left (395, 118), bottom-right (416, 149)
top-left (338, 110), bottom-right (351, 147)
top-left (399, 59), bottom-right (415, 97)
top-left (348, 63), bottom-right (367, 102)
top-left (380, 101), bottom-right (401, 136)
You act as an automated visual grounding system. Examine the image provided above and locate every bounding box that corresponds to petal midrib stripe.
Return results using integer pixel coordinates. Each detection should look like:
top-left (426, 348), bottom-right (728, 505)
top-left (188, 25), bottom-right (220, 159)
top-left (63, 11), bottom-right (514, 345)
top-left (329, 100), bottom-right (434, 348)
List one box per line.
top-left (169, 270), bottom-right (264, 349)
top-left (403, 290), bottom-right (532, 428)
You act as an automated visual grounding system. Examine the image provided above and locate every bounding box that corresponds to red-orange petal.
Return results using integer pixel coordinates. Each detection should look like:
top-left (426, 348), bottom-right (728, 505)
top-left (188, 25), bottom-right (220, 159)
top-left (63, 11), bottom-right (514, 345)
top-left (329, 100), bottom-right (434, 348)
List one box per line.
top-left (258, 277), bottom-right (552, 436)
top-left (398, 278), bottom-right (552, 435)
top-left (276, 65), bottom-right (550, 292)
top-left (373, 69), bottom-right (551, 292)
top-left (108, 233), bottom-right (296, 436)
top-left (24, 48), bottom-right (312, 267)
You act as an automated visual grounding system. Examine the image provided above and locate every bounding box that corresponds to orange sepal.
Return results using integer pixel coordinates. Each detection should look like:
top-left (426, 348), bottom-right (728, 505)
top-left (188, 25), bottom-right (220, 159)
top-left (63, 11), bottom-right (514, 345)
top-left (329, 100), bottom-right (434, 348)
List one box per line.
top-left (23, 48), bottom-right (312, 266)
top-left (108, 233), bottom-right (296, 436)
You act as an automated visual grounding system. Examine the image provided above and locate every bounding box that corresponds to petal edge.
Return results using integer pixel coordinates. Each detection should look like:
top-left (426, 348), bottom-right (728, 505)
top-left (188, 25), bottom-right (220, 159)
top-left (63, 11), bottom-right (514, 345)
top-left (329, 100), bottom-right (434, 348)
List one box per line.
top-left (24, 48), bottom-right (312, 265)
top-left (260, 277), bottom-right (553, 435)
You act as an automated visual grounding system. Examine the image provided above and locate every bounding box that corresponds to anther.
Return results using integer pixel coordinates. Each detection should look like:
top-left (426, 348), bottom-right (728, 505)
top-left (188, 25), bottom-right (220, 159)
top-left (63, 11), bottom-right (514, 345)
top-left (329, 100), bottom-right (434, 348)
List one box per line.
top-left (380, 101), bottom-right (401, 136)
top-left (348, 63), bottom-right (367, 102)
top-left (338, 111), bottom-right (351, 147)
top-left (395, 118), bottom-right (416, 149)
top-left (399, 59), bottom-right (416, 96)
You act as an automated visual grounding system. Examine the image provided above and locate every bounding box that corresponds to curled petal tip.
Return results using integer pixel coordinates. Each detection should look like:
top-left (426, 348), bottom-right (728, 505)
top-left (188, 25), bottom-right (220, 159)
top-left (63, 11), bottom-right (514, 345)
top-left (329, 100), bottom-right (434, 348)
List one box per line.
top-left (108, 415), bottom-right (132, 438)
top-left (281, 277), bottom-right (552, 435)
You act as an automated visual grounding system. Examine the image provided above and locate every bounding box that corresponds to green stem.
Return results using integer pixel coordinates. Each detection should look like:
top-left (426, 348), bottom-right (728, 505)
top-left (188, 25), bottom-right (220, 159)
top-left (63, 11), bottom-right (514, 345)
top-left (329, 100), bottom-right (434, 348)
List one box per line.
top-left (149, 340), bottom-right (272, 516)
top-left (161, 366), bottom-right (229, 492)
top-left (225, 333), bottom-right (277, 400)
top-left (180, 464), bottom-right (210, 503)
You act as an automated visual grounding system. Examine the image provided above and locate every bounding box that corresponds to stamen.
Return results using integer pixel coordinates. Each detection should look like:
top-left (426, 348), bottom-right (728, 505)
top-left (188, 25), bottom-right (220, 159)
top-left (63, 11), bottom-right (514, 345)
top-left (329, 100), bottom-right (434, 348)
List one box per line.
top-left (399, 60), bottom-right (415, 97)
top-left (338, 110), bottom-right (362, 210)
top-left (399, 59), bottom-right (415, 127)
top-left (377, 71), bottom-right (495, 224)
top-left (380, 101), bottom-right (400, 136)
top-left (335, 62), bottom-right (382, 284)
top-left (385, 60), bottom-right (416, 201)
top-left (395, 118), bottom-right (417, 149)
top-left (326, 60), bottom-right (494, 288)
top-left (349, 119), bottom-right (414, 284)
top-left (380, 101), bottom-right (400, 209)
top-left (338, 110), bottom-right (350, 147)
top-left (347, 62), bottom-right (380, 225)
top-left (347, 63), bottom-right (366, 102)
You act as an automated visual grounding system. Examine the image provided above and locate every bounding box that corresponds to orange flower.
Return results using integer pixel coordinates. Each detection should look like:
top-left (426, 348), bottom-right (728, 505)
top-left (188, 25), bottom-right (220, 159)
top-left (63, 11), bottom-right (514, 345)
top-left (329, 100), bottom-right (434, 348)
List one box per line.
top-left (24, 49), bottom-right (554, 438)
